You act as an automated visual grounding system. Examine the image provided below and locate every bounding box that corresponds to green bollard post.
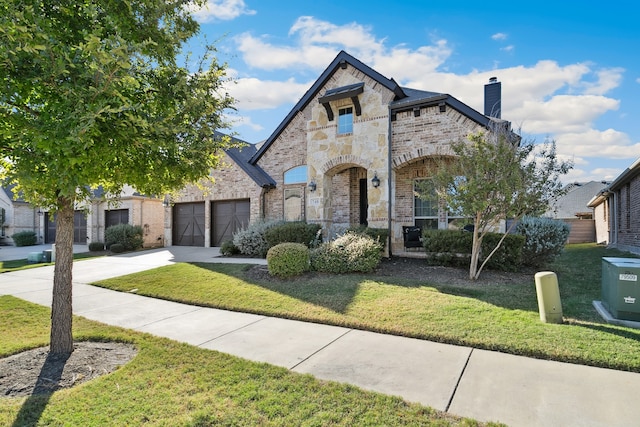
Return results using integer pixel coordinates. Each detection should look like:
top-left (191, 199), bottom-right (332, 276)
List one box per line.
top-left (534, 271), bottom-right (563, 324)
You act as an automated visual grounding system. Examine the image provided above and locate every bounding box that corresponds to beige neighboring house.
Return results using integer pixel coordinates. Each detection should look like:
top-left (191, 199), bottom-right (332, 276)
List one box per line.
top-left (168, 50), bottom-right (516, 255)
top-left (588, 157), bottom-right (640, 253)
top-left (545, 181), bottom-right (609, 244)
top-left (0, 184), bottom-right (41, 245)
top-left (0, 184), bottom-right (163, 247)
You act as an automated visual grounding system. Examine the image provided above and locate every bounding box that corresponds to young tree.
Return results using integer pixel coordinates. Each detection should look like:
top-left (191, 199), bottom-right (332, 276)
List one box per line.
top-left (423, 127), bottom-right (572, 280)
top-left (0, 1), bottom-right (235, 354)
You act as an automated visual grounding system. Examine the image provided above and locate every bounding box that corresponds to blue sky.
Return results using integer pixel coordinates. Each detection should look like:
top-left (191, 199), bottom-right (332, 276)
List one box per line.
top-left (188, 0), bottom-right (640, 183)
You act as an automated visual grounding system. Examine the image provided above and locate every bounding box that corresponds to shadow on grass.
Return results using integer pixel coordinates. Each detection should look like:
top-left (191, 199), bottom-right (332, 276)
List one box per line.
top-left (190, 262), bottom-right (363, 314)
top-left (12, 351), bottom-right (70, 427)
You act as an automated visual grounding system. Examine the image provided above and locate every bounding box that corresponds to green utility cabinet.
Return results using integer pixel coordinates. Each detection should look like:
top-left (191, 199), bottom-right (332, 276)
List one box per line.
top-left (602, 257), bottom-right (640, 321)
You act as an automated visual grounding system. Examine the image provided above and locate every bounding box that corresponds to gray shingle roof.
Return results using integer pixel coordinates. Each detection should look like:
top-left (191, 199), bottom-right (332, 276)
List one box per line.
top-left (546, 181), bottom-right (610, 218)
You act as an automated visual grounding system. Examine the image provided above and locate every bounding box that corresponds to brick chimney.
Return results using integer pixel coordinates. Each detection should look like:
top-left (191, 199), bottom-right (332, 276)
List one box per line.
top-left (484, 77), bottom-right (501, 119)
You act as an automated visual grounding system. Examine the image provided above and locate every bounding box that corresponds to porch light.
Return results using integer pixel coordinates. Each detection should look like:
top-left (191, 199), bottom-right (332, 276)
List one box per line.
top-left (37, 209), bottom-right (43, 217)
top-left (308, 181), bottom-right (317, 192)
top-left (162, 195), bottom-right (171, 207)
top-left (371, 173), bottom-right (380, 188)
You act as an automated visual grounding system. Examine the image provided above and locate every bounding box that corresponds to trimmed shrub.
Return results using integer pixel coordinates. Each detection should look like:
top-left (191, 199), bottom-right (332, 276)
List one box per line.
top-left (233, 219), bottom-right (284, 257)
top-left (347, 225), bottom-right (389, 247)
top-left (481, 232), bottom-right (524, 272)
top-left (264, 221), bottom-right (322, 249)
top-left (267, 242), bottom-right (310, 278)
top-left (109, 243), bottom-right (125, 253)
top-left (105, 224), bottom-right (143, 251)
top-left (12, 231), bottom-right (37, 247)
top-left (311, 231), bottom-right (383, 274)
top-left (88, 242), bottom-right (105, 251)
top-left (220, 240), bottom-right (240, 256)
top-left (422, 229), bottom-right (524, 271)
top-left (516, 216), bottom-right (571, 267)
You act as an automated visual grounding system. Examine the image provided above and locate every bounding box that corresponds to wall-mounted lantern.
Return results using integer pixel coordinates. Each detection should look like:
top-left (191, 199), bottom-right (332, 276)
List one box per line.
top-left (308, 181), bottom-right (317, 192)
top-left (371, 173), bottom-right (380, 188)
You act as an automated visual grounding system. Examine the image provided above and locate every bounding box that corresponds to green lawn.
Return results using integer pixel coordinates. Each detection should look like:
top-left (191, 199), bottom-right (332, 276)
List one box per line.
top-left (0, 296), bottom-right (492, 426)
top-left (0, 252), bottom-right (98, 273)
top-left (94, 244), bottom-right (640, 372)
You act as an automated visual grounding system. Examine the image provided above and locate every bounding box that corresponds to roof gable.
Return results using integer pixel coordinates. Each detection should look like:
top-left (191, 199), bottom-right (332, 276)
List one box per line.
top-left (215, 132), bottom-right (276, 188)
top-left (250, 50), bottom-right (407, 164)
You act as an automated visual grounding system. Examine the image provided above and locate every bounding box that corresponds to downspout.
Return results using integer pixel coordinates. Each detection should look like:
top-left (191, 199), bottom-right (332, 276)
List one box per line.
top-left (387, 105), bottom-right (393, 258)
top-left (611, 191), bottom-right (618, 246)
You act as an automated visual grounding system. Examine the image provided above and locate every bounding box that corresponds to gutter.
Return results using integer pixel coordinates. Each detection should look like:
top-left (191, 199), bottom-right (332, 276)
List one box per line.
top-left (387, 105), bottom-right (393, 258)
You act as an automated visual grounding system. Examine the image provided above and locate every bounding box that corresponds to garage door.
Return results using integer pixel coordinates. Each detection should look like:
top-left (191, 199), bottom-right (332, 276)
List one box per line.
top-left (45, 211), bottom-right (87, 244)
top-left (211, 200), bottom-right (250, 246)
top-left (173, 202), bottom-right (205, 246)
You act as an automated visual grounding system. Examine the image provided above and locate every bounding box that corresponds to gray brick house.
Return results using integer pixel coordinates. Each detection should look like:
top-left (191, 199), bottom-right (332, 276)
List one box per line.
top-left (588, 158), bottom-right (640, 253)
top-left (168, 51), bottom-right (514, 255)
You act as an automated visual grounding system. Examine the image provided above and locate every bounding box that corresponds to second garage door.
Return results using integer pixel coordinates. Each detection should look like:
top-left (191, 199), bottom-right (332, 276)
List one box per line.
top-left (211, 200), bottom-right (250, 247)
top-left (173, 202), bottom-right (205, 246)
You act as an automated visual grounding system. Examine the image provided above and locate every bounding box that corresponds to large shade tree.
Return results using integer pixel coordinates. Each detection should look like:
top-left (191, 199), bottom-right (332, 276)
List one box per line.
top-left (422, 126), bottom-right (572, 280)
top-left (0, 0), bottom-right (235, 354)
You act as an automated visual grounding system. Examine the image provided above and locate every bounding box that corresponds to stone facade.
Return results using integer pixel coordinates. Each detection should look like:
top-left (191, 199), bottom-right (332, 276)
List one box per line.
top-left (169, 51), bottom-right (510, 255)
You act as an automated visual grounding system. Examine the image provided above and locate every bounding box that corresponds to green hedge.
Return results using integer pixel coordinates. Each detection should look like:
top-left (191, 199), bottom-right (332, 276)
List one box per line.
top-left (264, 221), bottom-right (322, 249)
top-left (266, 242), bottom-right (310, 278)
top-left (347, 225), bottom-right (389, 246)
top-left (105, 224), bottom-right (143, 251)
top-left (12, 231), bottom-right (37, 247)
top-left (422, 229), bottom-right (524, 272)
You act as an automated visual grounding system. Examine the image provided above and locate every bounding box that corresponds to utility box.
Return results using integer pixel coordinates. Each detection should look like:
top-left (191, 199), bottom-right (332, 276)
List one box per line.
top-left (534, 271), bottom-right (563, 323)
top-left (602, 257), bottom-right (640, 321)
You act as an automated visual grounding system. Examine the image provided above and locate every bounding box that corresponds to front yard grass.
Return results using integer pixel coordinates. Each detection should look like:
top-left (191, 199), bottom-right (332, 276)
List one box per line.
top-left (94, 243), bottom-right (640, 372)
top-left (0, 296), bottom-right (488, 426)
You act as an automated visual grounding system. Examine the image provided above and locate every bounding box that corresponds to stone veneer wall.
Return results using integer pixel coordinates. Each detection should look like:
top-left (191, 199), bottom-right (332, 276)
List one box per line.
top-left (305, 64), bottom-right (394, 230)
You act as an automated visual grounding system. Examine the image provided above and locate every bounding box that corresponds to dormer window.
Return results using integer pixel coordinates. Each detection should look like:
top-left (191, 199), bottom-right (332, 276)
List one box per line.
top-left (338, 107), bottom-right (353, 134)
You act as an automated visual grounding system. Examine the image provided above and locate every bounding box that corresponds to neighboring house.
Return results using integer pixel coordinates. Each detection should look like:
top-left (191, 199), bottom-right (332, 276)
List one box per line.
top-left (545, 181), bottom-right (609, 244)
top-left (168, 50), bottom-right (515, 255)
top-left (0, 185), bottom-right (41, 244)
top-left (0, 184), bottom-right (163, 247)
top-left (588, 158), bottom-right (640, 253)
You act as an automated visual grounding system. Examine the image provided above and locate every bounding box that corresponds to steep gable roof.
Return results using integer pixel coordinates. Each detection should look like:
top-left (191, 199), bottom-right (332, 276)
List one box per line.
top-left (249, 51), bottom-right (509, 165)
top-left (250, 50), bottom-right (408, 164)
top-left (215, 132), bottom-right (276, 188)
top-left (547, 181), bottom-right (609, 218)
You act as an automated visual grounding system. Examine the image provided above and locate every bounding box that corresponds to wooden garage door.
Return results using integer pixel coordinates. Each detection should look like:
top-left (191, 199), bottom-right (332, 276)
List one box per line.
top-left (211, 200), bottom-right (250, 247)
top-left (173, 202), bottom-right (205, 246)
top-left (45, 211), bottom-right (87, 244)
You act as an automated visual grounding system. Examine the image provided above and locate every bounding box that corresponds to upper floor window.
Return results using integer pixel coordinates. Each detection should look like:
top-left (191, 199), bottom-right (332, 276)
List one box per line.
top-left (284, 165), bottom-right (307, 184)
top-left (338, 107), bottom-right (353, 134)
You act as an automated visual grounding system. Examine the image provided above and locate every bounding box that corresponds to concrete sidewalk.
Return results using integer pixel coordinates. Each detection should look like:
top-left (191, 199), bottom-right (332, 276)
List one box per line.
top-left (2, 247), bottom-right (639, 426)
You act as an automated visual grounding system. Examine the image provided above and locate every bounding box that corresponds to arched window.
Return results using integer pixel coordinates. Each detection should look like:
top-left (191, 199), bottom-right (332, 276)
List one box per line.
top-left (284, 165), bottom-right (307, 184)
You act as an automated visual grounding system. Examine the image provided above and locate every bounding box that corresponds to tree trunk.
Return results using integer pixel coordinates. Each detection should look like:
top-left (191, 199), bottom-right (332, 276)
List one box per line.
top-left (469, 215), bottom-right (482, 280)
top-left (49, 197), bottom-right (75, 355)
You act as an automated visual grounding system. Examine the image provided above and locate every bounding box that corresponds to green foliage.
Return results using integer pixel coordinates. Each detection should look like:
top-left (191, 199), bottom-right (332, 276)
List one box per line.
top-left (220, 240), bottom-right (240, 256)
top-left (264, 221), bottom-right (322, 249)
top-left (517, 216), bottom-right (571, 267)
top-left (311, 231), bottom-right (383, 274)
top-left (422, 229), bottom-right (523, 272)
top-left (233, 219), bottom-right (284, 257)
top-left (11, 231), bottom-right (37, 247)
top-left (422, 128), bottom-right (572, 279)
top-left (105, 224), bottom-right (143, 251)
top-left (109, 243), bottom-right (125, 253)
top-left (88, 242), bottom-right (105, 252)
top-left (266, 243), bottom-right (310, 278)
top-left (347, 225), bottom-right (389, 246)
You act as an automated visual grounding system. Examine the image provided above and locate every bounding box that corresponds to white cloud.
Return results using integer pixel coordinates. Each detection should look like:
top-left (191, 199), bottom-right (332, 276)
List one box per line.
top-left (501, 45), bottom-right (515, 53)
top-left (556, 129), bottom-right (640, 160)
top-left (225, 76), bottom-right (311, 110)
top-left (189, 0), bottom-right (255, 23)
top-left (492, 33), bottom-right (508, 41)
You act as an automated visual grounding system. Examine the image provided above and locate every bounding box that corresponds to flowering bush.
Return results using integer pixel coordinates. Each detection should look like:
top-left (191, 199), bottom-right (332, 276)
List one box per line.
top-left (311, 231), bottom-right (383, 273)
top-left (232, 219), bottom-right (283, 257)
top-left (516, 216), bottom-right (570, 267)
